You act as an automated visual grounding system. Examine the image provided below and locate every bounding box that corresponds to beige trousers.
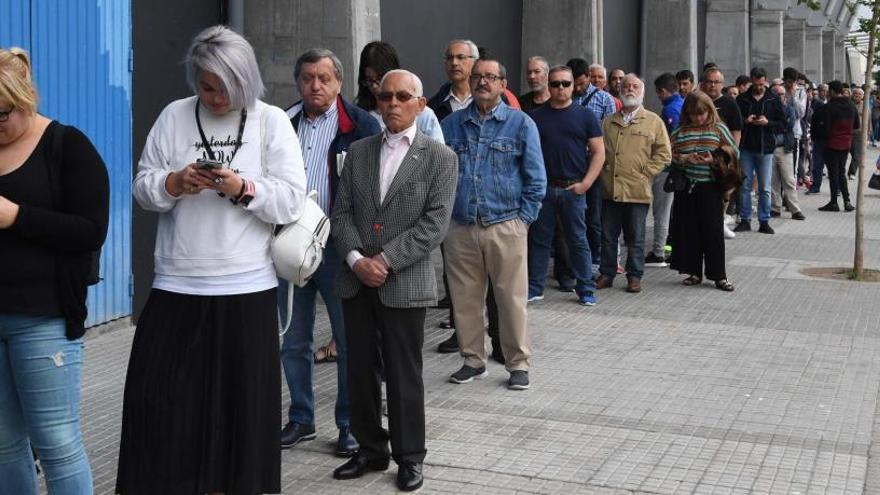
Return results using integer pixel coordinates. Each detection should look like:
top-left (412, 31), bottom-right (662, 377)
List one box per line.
top-left (444, 218), bottom-right (531, 371)
top-left (772, 148), bottom-right (802, 214)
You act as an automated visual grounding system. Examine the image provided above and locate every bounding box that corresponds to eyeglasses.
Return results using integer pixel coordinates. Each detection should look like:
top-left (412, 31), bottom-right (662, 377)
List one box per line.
top-left (362, 78), bottom-right (381, 88)
top-left (377, 91), bottom-right (418, 103)
top-left (0, 107), bottom-right (13, 123)
top-left (444, 54), bottom-right (476, 63)
top-left (548, 80), bottom-right (573, 89)
top-left (469, 73), bottom-right (503, 83)
top-left (704, 80), bottom-right (724, 86)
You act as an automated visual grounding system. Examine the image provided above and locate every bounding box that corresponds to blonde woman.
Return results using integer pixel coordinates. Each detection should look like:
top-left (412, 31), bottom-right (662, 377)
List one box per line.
top-left (0, 47), bottom-right (109, 494)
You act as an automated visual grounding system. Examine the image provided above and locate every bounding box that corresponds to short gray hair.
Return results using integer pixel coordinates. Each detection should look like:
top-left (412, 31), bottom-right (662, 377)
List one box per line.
top-left (381, 69), bottom-right (424, 97)
top-left (185, 25), bottom-right (265, 109)
top-left (294, 48), bottom-right (344, 82)
top-left (548, 65), bottom-right (572, 77)
top-left (527, 56), bottom-right (550, 74)
top-left (588, 63), bottom-right (607, 77)
top-left (447, 39), bottom-right (479, 59)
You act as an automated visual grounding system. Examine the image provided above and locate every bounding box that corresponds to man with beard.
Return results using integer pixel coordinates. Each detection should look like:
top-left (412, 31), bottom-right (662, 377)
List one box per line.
top-left (676, 69), bottom-right (695, 97)
top-left (518, 56), bottom-right (551, 112)
top-left (608, 68), bottom-right (626, 110)
top-left (595, 74), bottom-right (671, 293)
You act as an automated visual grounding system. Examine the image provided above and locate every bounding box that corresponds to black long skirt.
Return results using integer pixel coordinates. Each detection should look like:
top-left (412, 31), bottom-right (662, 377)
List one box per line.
top-left (669, 182), bottom-right (727, 281)
top-left (116, 289), bottom-right (280, 495)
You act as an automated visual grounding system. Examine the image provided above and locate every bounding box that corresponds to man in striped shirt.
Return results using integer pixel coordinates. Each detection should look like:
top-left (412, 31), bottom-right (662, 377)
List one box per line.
top-left (280, 48), bottom-right (381, 457)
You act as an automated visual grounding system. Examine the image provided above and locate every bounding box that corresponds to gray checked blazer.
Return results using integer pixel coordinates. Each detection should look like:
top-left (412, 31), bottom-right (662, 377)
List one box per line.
top-left (331, 130), bottom-right (458, 308)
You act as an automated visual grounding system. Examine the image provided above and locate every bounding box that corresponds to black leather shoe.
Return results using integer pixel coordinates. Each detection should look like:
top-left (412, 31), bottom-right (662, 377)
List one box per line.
top-left (335, 428), bottom-right (359, 457)
top-left (396, 461), bottom-right (424, 491)
top-left (280, 422), bottom-right (315, 449)
top-left (332, 455), bottom-right (389, 480)
top-left (436, 332), bottom-right (459, 353)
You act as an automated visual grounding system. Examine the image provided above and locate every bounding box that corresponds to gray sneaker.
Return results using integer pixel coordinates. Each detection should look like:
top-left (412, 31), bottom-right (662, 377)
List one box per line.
top-left (449, 365), bottom-right (488, 384)
top-left (507, 370), bottom-right (530, 390)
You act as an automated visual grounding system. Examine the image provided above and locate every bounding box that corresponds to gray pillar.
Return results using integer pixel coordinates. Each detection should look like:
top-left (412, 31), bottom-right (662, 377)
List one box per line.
top-left (705, 0), bottom-right (750, 78)
top-left (750, 7), bottom-right (784, 78)
top-left (521, 0), bottom-right (600, 87)
top-left (823, 29), bottom-right (837, 82)
top-left (641, 0), bottom-right (697, 112)
top-left (804, 25), bottom-right (823, 83)
top-left (244, 0), bottom-right (381, 106)
top-left (837, 38), bottom-right (847, 82)
top-left (783, 18), bottom-right (805, 74)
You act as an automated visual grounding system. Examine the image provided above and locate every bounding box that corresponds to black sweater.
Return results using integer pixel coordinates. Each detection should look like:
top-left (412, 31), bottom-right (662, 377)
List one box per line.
top-left (0, 121), bottom-right (109, 339)
top-left (736, 89), bottom-right (786, 154)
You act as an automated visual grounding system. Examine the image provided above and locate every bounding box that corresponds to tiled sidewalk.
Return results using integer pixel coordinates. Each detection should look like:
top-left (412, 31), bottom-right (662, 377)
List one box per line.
top-left (74, 153), bottom-right (880, 494)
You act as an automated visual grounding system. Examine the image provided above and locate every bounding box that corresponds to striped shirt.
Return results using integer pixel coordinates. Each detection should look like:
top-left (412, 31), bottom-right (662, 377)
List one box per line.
top-left (670, 122), bottom-right (738, 183)
top-left (297, 103), bottom-right (338, 213)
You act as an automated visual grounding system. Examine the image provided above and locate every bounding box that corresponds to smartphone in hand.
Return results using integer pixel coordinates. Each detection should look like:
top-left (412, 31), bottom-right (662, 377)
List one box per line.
top-left (196, 158), bottom-right (223, 170)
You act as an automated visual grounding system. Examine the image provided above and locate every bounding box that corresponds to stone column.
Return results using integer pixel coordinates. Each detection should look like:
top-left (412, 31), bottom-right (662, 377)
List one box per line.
top-left (750, 2), bottom-right (786, 79)
top-left (837, 38), bottom-right (848, 82)
top-left (783, 17), bottom-right (806, 74)
top-left (521, 0), bottom-right (600, 88)
top-left (704, 0), bottom-right (750, 78)
top-left (244, 0), bottom-right (381, 106)
top-left (823, 28), bottom-right (837, 82)
top-left (641, 0), bottom-right (697, 111)
top-left (804, 25), bottom-right (823, 83)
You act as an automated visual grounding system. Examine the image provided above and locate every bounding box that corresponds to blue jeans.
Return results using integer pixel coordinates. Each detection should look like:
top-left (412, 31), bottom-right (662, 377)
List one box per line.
top-left (585, 181), bottom-right (603, 266)
top-left (600, 201), bottom-right (649, 280)
top-left (739, 150), bottom-right (773, 223)
top-left (811, 141), bottom-right (825, 192)
top-left (278, 239), bottom-right (349, 430)
top-left (528, 187), bottom-right (595, 297)
top-left (0, 315), bottom-right (92, 495)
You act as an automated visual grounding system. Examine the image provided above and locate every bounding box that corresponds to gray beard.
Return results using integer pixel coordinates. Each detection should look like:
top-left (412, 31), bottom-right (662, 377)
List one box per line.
top-left (621, 96), bottom-right (643, 107)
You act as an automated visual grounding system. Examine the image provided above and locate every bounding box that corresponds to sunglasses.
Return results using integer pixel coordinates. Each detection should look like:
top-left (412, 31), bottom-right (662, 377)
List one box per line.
top-left (377, 91), bottom-right (418, 103)
top-left (549, 80), bottom-right (573, 89)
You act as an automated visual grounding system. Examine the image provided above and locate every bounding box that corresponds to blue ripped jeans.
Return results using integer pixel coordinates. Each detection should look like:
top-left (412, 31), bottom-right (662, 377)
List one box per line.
top-left (0, 314), bottom-right (92, 495)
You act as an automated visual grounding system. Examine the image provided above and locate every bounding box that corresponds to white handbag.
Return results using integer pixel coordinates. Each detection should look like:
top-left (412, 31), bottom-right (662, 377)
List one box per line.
top-left (261, 111), bottom-right (331, 334)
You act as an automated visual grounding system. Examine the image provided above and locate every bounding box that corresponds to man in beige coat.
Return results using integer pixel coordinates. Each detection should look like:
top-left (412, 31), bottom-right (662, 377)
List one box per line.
top-left (595, 73), bottom-right (671, 293)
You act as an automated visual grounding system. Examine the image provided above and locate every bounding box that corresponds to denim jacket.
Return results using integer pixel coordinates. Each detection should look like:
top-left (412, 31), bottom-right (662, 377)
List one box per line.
top-left (441, 102), bottom-right (546, 226)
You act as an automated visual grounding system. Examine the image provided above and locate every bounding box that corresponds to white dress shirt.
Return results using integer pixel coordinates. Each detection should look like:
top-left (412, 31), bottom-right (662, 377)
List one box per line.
top-left (447, 88), bottom-right (473, 112)
top-left (345, 123), bottom-right (418, 269)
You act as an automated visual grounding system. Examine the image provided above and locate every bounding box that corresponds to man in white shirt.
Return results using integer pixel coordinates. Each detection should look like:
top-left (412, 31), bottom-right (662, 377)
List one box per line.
top-left (330, 70), bottom-right (457, 492)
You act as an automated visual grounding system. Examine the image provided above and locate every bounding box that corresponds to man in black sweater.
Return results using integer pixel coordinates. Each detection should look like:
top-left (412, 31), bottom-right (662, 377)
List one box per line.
top-left (812, 80), bottom-right (859, 212)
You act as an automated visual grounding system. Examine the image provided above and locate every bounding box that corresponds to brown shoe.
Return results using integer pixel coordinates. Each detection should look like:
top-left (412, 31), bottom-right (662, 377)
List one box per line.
top-left (625, 276), bottom-right (641, 293)
top-left (595, 275), bottom-right (614, 289)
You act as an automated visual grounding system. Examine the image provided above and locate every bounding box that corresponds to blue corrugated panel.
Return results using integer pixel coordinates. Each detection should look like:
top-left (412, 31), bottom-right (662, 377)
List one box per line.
top-left (2, 1), bottom-right (132, 326)
top-left (0, 0), bottom-right (30, 49)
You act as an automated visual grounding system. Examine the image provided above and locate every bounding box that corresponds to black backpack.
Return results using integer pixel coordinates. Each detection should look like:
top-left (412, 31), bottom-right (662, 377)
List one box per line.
top-left (46, 123), bottom-right (102, 286)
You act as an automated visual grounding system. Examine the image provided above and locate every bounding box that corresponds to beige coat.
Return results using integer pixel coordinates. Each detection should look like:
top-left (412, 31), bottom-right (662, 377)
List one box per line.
top-left (600, 107), bottom-right (672, 204)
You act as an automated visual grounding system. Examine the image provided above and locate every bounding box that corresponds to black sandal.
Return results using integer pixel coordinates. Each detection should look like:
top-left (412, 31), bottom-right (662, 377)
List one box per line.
top-left (682, 275), bottom-right (702, 286)
top-left (714, 279), bottom-right (735, 292)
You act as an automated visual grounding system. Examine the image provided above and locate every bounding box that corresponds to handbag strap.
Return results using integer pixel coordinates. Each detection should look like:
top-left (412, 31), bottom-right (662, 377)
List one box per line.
top-left (260, 108), bottom-right (296, 336)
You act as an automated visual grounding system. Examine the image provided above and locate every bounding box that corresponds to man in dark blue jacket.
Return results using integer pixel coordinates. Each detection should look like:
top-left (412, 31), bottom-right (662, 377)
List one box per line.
top-left (734, 67), bottom-right (786, 234)
top-left (280, 48), bottom-right (381, 457)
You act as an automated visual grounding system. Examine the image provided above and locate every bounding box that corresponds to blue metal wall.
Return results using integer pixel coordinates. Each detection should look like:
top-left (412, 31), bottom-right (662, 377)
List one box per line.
top-left (1, 0), bottom-right (133, 326)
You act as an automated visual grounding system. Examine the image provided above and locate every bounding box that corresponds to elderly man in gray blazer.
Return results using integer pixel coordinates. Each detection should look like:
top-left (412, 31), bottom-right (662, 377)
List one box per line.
top-left (330, 69), bottom-right (457, 492)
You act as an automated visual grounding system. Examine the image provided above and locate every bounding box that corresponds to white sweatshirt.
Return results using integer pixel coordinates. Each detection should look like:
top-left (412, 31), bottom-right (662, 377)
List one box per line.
top-left (134, 96), bottom-right (307, 293)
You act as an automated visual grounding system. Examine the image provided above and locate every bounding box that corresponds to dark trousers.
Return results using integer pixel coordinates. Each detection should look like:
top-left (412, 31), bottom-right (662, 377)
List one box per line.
top-left (811, 141), bottom-right (826, 191)
top-left (342, 289), bottom-right (426, 464)
top-left (824, 148), bottom-right (851, 203)
top-left (669, 182), bottom-right (727, 281)
top-left (585, 181), bottom-right (603, 265)
top-left (599, 201), bottom-right (649, 280)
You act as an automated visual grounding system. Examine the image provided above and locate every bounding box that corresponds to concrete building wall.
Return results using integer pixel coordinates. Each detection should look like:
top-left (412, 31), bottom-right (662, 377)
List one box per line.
top-left (603, 0), bottom-right (641, 74)
top-left (705, 0), bottom-right (750, 78)
top-left (641, 0), bottom-right (698, 111)
top-left (382, 0), bottom-right (523, 96)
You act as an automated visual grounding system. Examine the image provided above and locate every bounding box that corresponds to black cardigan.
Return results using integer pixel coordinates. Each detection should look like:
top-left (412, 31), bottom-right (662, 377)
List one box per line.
top-left (3, 121), bottom-right (109, 339)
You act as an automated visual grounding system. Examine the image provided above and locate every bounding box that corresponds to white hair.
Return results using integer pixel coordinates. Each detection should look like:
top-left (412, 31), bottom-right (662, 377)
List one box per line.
top-left (527, 56), bottom-right (550, 74)
top-left (381, 69), bottom-right (424, 97)
top-left (621, 73), bottom-right (645, 106)
top-left (447, 39), bottom-right (479, 59)
top-left (588, 63), bottom-right (607, 77)
top-left (185, 25), bottom-right (264, 110)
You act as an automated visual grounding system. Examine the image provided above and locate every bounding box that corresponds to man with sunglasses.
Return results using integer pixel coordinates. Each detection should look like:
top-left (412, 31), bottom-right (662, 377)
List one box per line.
top-left (526, 66), bottom-right (604, 306)
top-left (330, 69), bottom-right (457, 491)
top-left (441, 57), bottom-right (546, 391)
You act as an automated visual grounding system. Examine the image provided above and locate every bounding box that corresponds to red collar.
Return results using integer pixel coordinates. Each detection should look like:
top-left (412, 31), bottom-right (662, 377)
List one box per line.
top-left (336, 97), bottom-right (355, 134)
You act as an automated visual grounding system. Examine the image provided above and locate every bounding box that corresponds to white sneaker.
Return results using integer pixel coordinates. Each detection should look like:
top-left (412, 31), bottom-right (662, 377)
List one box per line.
top-left (724, 214), bottom-right (737, 226)
top-left (723, 223), bottom-right (736, 239)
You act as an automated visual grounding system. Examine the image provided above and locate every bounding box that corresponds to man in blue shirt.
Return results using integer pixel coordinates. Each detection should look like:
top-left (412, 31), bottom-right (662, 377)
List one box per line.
top-left (527, 66), bottom-right (605, 306)
top-left (647, 73), bottom-right (683, 267)
top-left (441, 57), bottom-right (546, 391)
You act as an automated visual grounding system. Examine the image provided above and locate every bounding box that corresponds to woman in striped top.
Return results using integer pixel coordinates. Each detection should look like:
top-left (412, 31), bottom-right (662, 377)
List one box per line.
top-left (668, 91), bottom-right (739, 291)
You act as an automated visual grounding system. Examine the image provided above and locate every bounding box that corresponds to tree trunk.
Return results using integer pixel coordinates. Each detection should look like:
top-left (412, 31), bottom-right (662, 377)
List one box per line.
top-left (855, 1), bottom-right (880, 279)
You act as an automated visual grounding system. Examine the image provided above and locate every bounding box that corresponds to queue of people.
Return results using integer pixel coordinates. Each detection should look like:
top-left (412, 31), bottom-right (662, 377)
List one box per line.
top-left (0, 24), bottom-right (869, 495)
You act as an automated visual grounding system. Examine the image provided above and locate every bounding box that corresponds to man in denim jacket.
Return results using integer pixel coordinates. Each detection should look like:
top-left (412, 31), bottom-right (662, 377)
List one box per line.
top-left (441, 57), bottom-right (546, 391)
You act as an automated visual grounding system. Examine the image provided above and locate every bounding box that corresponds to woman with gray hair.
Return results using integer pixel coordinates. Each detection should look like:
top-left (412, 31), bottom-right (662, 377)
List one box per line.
top-left (116, 25), bottom-right (306, 494)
